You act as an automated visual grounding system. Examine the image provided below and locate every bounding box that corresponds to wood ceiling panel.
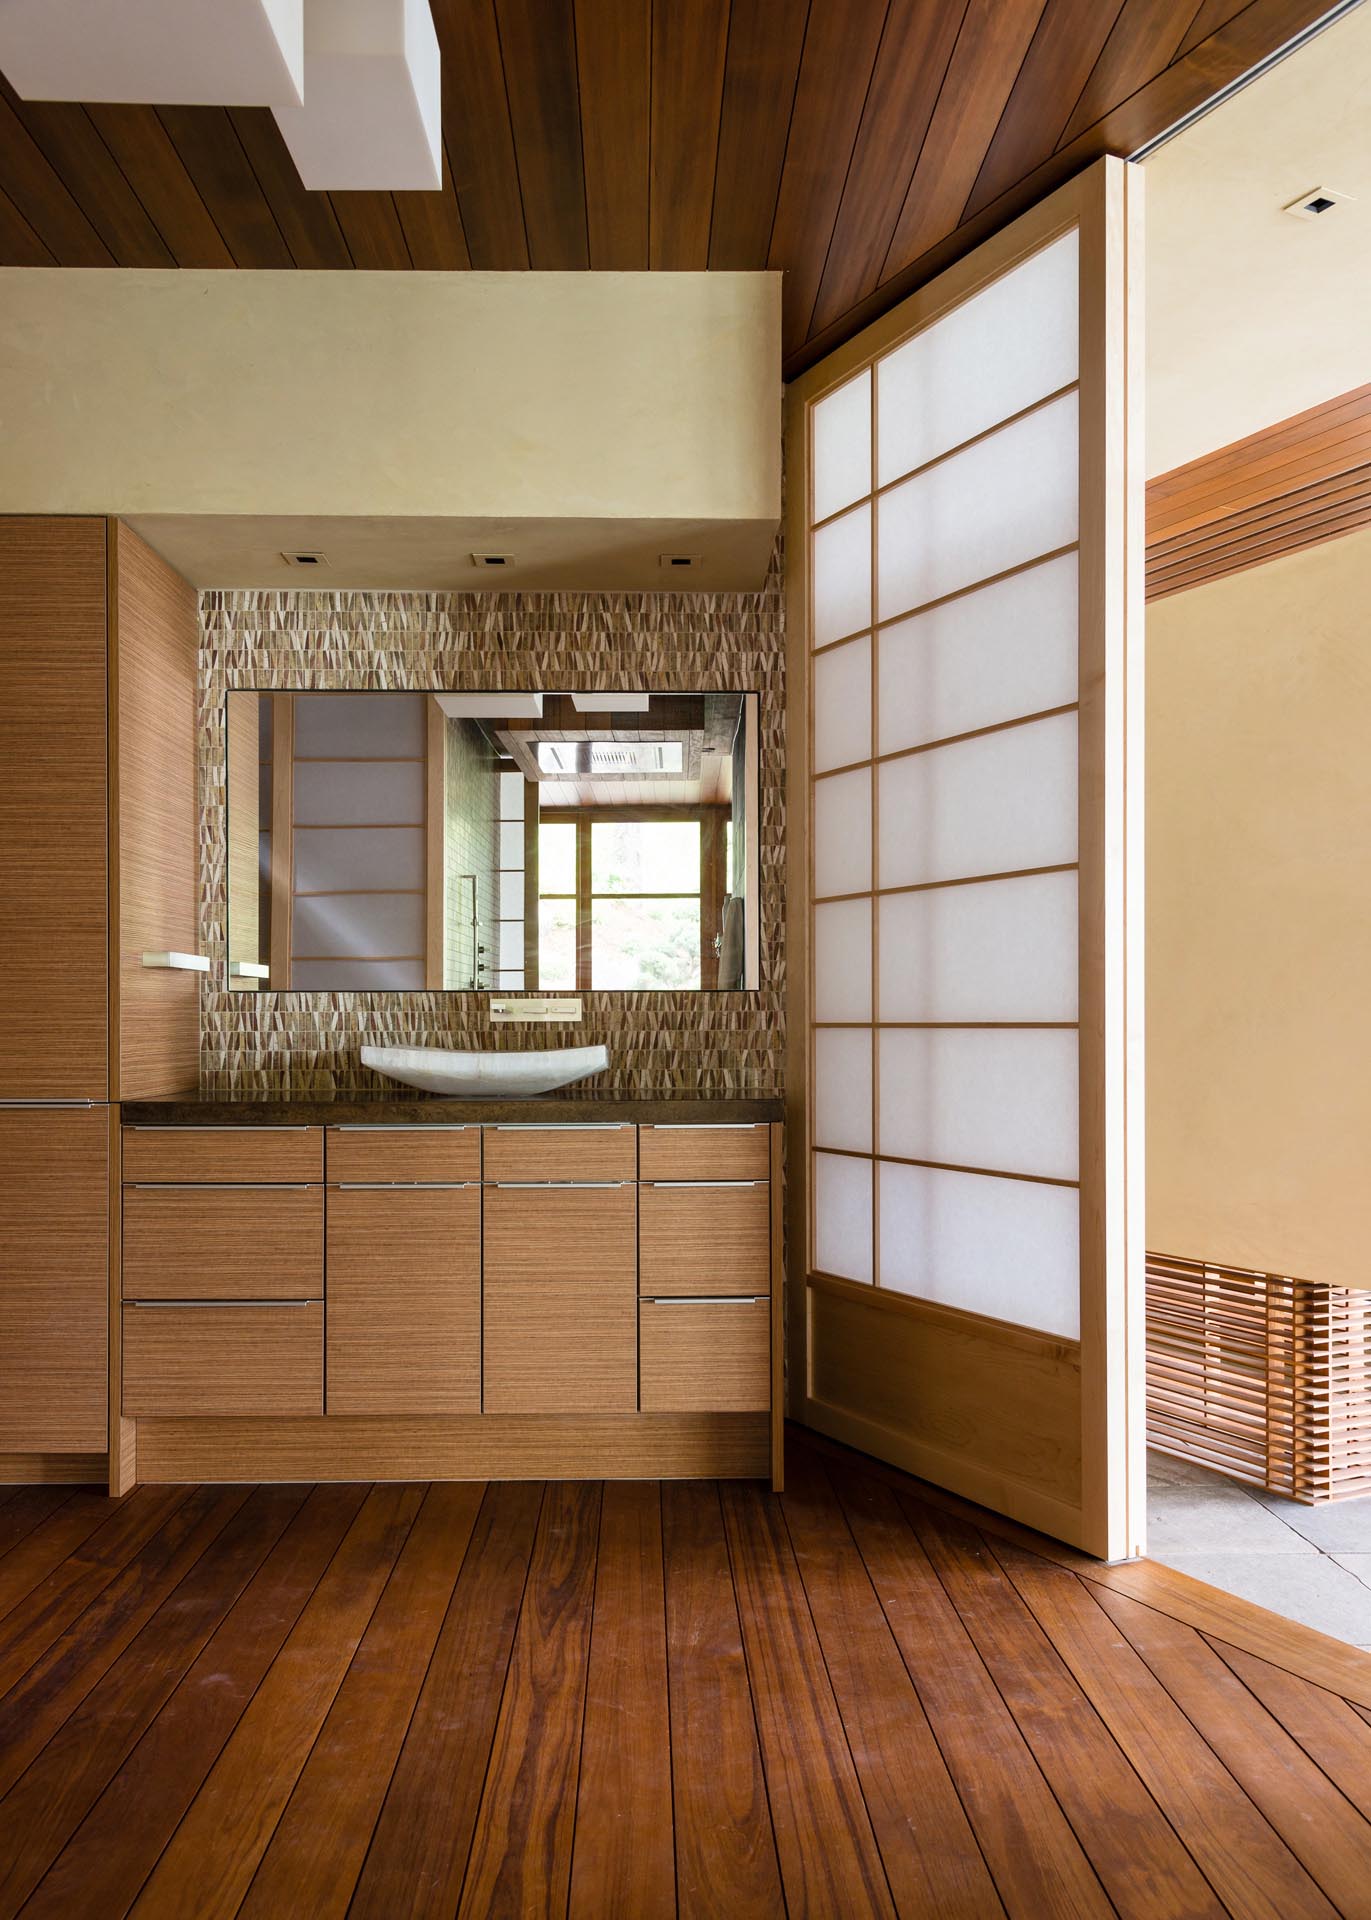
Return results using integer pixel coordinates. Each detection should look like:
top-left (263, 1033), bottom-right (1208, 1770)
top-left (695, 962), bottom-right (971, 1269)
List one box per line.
top-left (807, 0), bottom-right (969, 337)
top-left (431, 0), bottom-right (528, 268)
top-left (575, 0), bottom-right (650, 269)
top-left (228, 109), bottom-right (352, 268)
top-left (0, 0), bottom-right (1344, 373)
top-left (83, 103), bottom-right (235, 267)
top-left (708, 0), bottom-right (809, 271)
top-left (156, 105), bottom-right (292, 267)
top-left (648, 0), bottom-right (729, 269)
top-left (767, 0), bottom-right (890, 357)
top-left (497, 0), bottom-right (588, 269)
top-left (0, 82), bottom-right (174, 265)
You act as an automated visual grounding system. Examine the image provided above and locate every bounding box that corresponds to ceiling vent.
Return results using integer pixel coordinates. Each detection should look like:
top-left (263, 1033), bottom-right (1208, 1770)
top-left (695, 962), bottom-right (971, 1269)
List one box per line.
top-left (471, 552), bottom-right (515, 569)
top-left (1283, 184), bottom-right (1352, 221)
top-left (658, 553), bottom-right (702, 572)
top-left (281, 549), bottom-right (327, 567)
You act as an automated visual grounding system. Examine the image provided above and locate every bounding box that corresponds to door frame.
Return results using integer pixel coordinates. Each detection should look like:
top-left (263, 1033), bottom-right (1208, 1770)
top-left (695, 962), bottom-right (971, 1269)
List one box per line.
top-left (783, 156), bottom-right (1145, 1560)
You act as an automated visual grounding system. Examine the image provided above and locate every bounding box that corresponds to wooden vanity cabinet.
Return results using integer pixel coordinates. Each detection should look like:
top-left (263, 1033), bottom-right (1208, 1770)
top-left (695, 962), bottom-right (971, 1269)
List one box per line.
top-left (326, 1182), bottom-right (481, 1414)
top-left (640, 1297), bottom-right (770, 1412)
top-left (483, 1181), bottom-right (638, 1413)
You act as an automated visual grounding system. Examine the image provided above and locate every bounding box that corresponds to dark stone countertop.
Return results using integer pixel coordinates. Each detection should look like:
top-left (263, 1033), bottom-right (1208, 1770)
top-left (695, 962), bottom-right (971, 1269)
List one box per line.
top-left (120, 1090), bottom-right (785, 1127)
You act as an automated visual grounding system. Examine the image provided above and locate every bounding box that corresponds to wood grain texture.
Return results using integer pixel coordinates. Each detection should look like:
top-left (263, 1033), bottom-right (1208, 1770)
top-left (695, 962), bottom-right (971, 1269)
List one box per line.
top-left (121, 1303), bottom-right (324, 1417)
top-left (638, 1121), bottom-right (771, 1181)
top-left (0, 1107), bottom-right (108, 1452)
top-left (225, 685), bottom-right (261, 992)
top-left (0, 81), bottom-right (174, 266)
top-left (121, 1186), bottom-right (323, 1301)
top-left (1146, 382), bottom-right (1371, 599)
top-left (325, 1185), bottom-right (480, 1415)
top-left (568, 1482), bottom-right (674, 1919)
top-left (121, 1124), bottom-right (323, 1183)
top-left (0, 516), bottom-right (108, 1100)
top-left (112, 523), bottom-right (200, 1098)
top-left (639, 1181), bottom-right (770, 1296)
top-left (457, 1481), bottom-right (601, 1919)
top-left (482, 1183), bottom-right (638, 1413)
top-left (326, 1122), bottom-right (479, 1183)
top-left (648, 0), bottom-right (729, 270)
top-left (482, 1122), bottom-right (637, 1183)
top-left (661, 1480), bottom-right (785, 1917)
top-left (640, 1299), bottom-right (770, 1412)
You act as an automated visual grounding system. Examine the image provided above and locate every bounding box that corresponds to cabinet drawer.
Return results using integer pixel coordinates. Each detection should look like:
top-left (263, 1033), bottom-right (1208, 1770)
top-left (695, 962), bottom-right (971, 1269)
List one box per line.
top-left (483, 1182), bottom-right (637, 1413)
top-left (638, 1124), bottom-right (770, 1182)
top-left (326, 1185), bottom-right (480, 1415)
top-left (482, 1123), bottom-right (636, 1184)
top-left (122, 1185), bottom-right (324, 1300)
top-left (122, 1126), bottom-right (323, 1183)
top-left (327, 1125), bottom-right (480, 1185)
top-left (639, 1181), bottom-right (770, 1296)
top-left (122, 1302), bottom-right (323, 1415)
top-left (639, 1297), bottom-right (769, 1412)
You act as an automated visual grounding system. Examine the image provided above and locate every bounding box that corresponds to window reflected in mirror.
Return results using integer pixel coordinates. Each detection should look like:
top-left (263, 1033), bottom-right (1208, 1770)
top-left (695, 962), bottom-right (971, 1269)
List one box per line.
top-left (225, 690), bottom-right (760, 993)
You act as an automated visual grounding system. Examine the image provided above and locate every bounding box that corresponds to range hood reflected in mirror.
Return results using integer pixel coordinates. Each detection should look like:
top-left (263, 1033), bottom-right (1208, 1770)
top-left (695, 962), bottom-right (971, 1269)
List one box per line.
top-left (226, 689), bottom-right (760, 995)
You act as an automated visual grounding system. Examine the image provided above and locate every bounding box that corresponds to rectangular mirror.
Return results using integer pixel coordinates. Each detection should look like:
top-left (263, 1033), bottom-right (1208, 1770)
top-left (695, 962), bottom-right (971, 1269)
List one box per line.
top-left (226, 690), bottom-right (760, 992)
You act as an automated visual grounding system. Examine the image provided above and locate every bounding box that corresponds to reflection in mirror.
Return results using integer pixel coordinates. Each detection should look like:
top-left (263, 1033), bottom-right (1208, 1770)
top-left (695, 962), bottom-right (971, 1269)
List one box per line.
top-left (226, 690), bottom-right (760, 993)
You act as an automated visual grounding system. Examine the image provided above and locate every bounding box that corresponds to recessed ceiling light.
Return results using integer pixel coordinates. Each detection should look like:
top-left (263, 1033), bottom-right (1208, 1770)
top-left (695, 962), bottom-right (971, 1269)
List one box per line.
top-left (272, 0), bottom-right (441, 190)
top-left (0, 0), bottom-right (304, 108)
top-left (658, 553), bottom-right (702, 571)
top-left (471, 553), bottom-right (515, 569)
top-left (282, 549), bottom-right (328, 567)
top-left (1283, 184), bottom-right (1353, 221)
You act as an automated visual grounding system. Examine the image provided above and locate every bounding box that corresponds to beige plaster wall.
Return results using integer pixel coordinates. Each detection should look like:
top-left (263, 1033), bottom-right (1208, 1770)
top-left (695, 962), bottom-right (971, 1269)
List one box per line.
top-left (1147, 525), bottom-right (1371, 1286)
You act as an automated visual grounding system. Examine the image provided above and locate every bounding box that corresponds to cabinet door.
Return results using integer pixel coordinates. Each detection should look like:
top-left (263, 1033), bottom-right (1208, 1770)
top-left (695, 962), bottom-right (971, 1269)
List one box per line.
top-left (0, 1107), bottom-right (108, 1449)
top-left (122, 1186), bottom-right (323, 1300)
top-left (0, 517), bottom-right (108, 1101)
top-left (483, 1184), bottom-right (636, 1413)
top-left (122, 1302), bottom-right (322, 1415)
top-left (639, 1182), bottom-right (770, 1295)
top-left (327, 1185), bottom-right (480, 1414)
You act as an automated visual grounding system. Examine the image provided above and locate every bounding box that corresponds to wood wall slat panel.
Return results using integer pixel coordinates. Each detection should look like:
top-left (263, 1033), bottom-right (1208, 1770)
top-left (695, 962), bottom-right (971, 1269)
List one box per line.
top-left (574, 0), bottom-right (650, 269)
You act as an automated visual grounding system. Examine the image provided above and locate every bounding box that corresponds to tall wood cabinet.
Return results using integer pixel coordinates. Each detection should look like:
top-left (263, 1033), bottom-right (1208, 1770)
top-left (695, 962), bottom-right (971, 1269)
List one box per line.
top-left (0, 517), bottom-right (199, 1478)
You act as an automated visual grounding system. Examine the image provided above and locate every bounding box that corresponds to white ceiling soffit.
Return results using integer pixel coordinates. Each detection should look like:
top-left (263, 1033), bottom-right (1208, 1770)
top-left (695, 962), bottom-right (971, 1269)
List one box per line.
top-left (1144, 1), bottom-right (1371, 475)
top-left (274, 0), bottom-right (442, 191)
top-left (569, 694), bottom-right (653, 713)
top-left (0, 0), bottom-right (304, 107)
top-left (436, 694), bottom-right (545, 720)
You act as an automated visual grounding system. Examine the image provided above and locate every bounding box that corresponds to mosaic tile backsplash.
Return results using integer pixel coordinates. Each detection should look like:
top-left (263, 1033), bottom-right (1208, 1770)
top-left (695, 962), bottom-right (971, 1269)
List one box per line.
top-left (198, 546), bottom-right (786, 1097)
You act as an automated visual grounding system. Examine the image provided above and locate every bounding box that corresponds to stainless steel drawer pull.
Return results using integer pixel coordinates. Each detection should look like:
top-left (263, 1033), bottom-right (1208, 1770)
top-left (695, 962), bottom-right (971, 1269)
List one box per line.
top-left (1, 1099), bottom-right (96, 1108)
top-left (129, 1125), bottom-right (314, 1132)
top-left (493, 1123), bottom-right (626, 1133)
top-left (333, 1124), bottom-right (471, 1132)
top-left (641, 1167), bottom-right (756, 1182)
top-left (493, 1180), bottom-right (628, 1189)
top-left (127, 1298), bottom-right (319, 1309)
top-left (645, 1295), bottom-right (769, 1306)
top-left (333, 1182), bottom-right (474, 1191)
top-left (647, 1124), bottom-right (760, 1132)
top-left (128, 1183), bottom-right (316, 1192)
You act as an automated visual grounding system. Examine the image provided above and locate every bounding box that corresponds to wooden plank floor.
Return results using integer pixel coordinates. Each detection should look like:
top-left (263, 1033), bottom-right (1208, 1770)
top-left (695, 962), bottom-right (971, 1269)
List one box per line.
top-left (2, 1429), bottom-right (1371, 1918)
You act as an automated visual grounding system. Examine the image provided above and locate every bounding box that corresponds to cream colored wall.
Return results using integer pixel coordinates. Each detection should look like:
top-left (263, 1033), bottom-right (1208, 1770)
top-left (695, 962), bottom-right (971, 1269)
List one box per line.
top-left (1148, 525), bottom-right (1371, 1287)
top-left (0, 268), bottom-right (779, 559)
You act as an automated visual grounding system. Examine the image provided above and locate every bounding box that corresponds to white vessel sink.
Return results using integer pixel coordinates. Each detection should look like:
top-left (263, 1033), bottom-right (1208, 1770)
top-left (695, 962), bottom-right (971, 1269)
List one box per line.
top-left (361, 1043), bottom-right (609, 1098)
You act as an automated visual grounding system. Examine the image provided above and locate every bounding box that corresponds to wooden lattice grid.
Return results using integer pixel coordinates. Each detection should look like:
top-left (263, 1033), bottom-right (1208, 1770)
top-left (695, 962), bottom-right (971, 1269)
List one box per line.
top-left (1147, 1253), bottom-right (1371, 1504)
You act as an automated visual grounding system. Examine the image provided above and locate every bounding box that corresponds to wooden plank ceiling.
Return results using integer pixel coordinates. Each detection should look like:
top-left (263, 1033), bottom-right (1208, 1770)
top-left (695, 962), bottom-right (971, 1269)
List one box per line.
top-left (0, 0), bottom-right (1340, 375)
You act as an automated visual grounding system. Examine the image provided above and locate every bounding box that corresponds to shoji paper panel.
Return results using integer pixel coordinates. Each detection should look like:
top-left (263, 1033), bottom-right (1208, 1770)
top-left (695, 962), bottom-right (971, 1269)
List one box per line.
top-left (814, 1028), bottom-right (873, 1153)
top-left (878, 1028), bottom-right (1079, 1181)
top-left (812, 504), bottom-right (871, 646)
top-left (292, 759), bottom-right (424, 826)
top-left (877, 871), bottom-right (1078, 1023)
top-left (813, 900), bottom-right (872, 1022)
top-left (879, 1161), bottom-right (1081, 1338)
top-left (814, 1151), bottom-right (873, 1285)
top-left (814, 766), bottom-right (871, 895)
top-left (293, 826), bottom-right (425, 892)
top-left (877, 711), bottom-right (1077, 890)
top-left (877, 231), bottom-right (1078, 484)
top-left (878, 553), bottom-right (1077, 754)
top-left (877, 393), bottom-right (1078, 621)
top-left (812, 637), bottom-right (871, 773)
top-left (812, 369), bottom-right (871, 523)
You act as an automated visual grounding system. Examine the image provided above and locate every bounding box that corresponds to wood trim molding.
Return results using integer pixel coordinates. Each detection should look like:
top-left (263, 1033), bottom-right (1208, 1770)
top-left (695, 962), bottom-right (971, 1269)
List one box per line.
top-left (1146, 382), bottom-right (1371, 600)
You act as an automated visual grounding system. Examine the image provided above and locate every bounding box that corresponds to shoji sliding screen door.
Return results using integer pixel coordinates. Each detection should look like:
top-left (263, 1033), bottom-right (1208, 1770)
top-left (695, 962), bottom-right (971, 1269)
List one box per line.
top-left (785, 159), bottom-right (1143, 1559)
